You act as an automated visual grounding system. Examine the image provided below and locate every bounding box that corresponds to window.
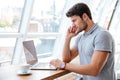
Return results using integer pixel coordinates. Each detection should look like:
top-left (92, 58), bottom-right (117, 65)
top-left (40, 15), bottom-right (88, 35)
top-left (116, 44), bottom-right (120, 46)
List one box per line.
top-left (0, 0), bottom-right (24, 32)
top-left (0, 0), bottom-right (24, 66)
top-left (109, 0), bottom-right (120, 72)
top-left (12, 0), bottom-right (66, 64)
top-left (25, 0), bottom-right (66, 58)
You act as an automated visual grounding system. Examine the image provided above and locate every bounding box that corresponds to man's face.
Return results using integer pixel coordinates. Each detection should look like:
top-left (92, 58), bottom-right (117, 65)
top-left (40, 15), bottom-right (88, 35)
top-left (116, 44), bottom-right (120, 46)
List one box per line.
top-left (70, 15), bottom-right (87, 33)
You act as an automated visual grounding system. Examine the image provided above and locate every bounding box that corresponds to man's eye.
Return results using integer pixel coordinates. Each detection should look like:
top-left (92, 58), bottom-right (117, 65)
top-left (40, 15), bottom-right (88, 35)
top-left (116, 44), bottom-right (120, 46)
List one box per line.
top-left (72, 19), bottom-right (76, 22)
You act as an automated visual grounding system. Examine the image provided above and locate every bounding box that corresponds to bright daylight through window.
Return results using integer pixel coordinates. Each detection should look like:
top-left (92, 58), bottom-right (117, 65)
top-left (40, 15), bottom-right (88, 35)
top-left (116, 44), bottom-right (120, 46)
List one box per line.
top-left (0, 0), bottom-right (120, 75)
top-left (0, 0), bottom-right (24, 66)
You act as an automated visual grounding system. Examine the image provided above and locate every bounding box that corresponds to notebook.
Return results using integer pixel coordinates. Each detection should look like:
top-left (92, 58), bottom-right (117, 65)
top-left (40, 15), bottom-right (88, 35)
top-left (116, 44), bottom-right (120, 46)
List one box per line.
top-left (22, 40), bottom-right (56, 70)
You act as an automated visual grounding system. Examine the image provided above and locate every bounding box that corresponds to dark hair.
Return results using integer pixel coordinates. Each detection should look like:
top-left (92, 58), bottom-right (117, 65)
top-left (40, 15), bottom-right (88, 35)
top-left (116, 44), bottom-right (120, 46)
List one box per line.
top-left (66, 3), bottom-right (92, 20)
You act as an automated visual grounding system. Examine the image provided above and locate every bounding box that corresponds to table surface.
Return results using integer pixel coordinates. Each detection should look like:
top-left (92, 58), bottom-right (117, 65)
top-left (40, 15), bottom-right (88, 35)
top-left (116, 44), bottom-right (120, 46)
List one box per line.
top-left (0, 65), bottom-right (70, 80)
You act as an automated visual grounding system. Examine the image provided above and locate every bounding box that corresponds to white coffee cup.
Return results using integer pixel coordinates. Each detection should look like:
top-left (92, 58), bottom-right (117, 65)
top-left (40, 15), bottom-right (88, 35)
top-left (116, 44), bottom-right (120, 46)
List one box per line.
top-left (18, 64), bottom-right (31, 74)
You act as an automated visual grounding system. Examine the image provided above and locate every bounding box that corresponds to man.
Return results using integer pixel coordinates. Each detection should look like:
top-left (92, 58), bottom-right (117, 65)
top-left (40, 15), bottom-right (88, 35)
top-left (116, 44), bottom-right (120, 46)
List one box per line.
top-left (50, 3), bottom-right (116, 80)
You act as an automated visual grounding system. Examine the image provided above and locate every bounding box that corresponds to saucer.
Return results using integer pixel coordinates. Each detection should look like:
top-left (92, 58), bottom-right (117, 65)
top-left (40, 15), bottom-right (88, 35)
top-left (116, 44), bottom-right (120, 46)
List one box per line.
top-left (17, 70), bottom-right (31, 76)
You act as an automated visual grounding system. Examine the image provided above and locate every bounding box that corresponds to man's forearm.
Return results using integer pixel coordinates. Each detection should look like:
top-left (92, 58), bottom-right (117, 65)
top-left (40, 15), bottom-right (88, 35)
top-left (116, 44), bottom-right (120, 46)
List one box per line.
top-left (62, 37), bottom-right (72, 63)
top-left (65, 63), bottom-right (100, 76)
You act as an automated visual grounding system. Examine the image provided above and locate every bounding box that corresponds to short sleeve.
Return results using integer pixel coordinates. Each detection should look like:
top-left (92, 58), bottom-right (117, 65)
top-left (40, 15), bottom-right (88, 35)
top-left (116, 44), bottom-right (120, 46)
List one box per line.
top-left (94, 31), bottom-right (114, 53)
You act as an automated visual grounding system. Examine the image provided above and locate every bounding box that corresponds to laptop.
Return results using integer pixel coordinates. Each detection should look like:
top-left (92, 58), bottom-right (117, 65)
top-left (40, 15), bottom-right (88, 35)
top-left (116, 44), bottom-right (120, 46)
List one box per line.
top-left (22, 40), bottom-right (56, 70)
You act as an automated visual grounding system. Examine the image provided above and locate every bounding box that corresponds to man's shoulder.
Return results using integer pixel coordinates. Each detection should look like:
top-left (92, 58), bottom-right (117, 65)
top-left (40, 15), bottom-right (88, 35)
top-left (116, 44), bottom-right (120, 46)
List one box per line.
top-left (94, 25), bottom-right (111, 36)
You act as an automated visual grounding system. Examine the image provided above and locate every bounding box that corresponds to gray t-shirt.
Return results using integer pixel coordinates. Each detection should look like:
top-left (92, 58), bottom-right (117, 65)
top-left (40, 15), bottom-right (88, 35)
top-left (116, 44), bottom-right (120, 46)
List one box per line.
top-left (74, 23), bottom-right (116, 80)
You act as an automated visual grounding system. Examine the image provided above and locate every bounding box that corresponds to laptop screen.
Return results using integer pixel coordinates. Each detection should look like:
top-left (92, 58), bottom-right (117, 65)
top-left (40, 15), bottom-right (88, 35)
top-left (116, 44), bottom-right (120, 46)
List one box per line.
top-left (23, 40), bottom-right (38, 65)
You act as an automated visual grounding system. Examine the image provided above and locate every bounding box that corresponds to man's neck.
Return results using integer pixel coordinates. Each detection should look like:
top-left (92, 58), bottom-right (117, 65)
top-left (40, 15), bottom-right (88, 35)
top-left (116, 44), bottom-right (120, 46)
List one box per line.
top-left (85, 20), bottom-right (94, 32)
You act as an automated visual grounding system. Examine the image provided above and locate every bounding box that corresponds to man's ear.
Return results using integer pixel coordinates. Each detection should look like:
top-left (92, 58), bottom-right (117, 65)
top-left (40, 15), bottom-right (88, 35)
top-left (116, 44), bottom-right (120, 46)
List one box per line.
top-left (82, 13), bottom-right (88, 21)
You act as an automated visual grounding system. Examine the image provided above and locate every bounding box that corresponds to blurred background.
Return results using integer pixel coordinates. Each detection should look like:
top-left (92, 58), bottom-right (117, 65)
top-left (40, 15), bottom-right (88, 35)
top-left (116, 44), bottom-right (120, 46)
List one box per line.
top-left (0, 0), bottom-right (120, 74)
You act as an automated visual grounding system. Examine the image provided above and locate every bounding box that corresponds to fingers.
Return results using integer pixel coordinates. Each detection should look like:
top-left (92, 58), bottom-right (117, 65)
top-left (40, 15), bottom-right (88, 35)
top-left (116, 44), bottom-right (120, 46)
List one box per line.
top-left (49, 59), bottom-right (56, 65)
top-left (49, 59), bottom-right (62, 68)
top-left (68, 26), bottom-right (77, 33)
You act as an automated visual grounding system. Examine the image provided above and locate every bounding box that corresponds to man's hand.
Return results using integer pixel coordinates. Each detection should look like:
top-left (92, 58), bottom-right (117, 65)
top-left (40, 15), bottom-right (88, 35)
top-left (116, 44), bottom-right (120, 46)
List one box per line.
top-left (49, 59), bottom-right (66, 69)
top-left (67, 26), bottom-right (78, 39)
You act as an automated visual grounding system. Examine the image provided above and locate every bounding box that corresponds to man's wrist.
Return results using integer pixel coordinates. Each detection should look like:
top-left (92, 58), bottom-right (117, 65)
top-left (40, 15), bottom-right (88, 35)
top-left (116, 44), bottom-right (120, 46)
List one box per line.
top-left (60, 62), bottom-right (66, 69)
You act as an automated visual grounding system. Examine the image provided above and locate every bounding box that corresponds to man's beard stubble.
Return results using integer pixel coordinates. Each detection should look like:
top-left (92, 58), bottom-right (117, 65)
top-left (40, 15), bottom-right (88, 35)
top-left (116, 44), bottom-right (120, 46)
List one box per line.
top-left (78, 20), bottom-right (87, 33)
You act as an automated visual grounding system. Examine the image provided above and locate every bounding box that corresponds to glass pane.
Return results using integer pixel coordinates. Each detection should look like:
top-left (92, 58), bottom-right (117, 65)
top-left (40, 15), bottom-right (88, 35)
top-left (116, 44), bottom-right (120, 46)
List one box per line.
top-left (30, 0), bottom-right (66, 32)
top-left (109, 0), bottom-right (120, 72)
top-left (0, 0), bottom-right (25, 32)
top-left (87, 0), bottom-right (117, 29)
top-left (25, 38), bottom-right (56, 58)
top-left (0, 38), bottom-right (16, 66)
top-left (25, 0), bottom-right (66, 57)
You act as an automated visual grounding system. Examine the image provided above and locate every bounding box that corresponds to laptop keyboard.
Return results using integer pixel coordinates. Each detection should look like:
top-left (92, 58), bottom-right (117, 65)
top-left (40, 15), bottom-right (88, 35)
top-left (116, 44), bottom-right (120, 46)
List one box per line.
top-left (33, 63), bottom-right (49, 67)
top-left (30, 62), bottom-right (56, 70)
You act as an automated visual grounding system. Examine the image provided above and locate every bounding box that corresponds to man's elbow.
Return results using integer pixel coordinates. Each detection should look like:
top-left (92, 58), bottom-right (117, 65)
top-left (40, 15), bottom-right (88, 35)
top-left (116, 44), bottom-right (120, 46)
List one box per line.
top-left (62, 57), bottom-right (71, 63)
top-left (91, 69), bottom-right (100, 76)
top-left (92, 71), bottom-right (99, 76)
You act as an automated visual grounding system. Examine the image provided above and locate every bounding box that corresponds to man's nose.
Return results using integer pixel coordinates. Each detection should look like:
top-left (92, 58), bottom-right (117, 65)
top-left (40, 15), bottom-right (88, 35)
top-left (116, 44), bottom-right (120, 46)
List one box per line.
top-left (72, 23), bottom-right (75, 27)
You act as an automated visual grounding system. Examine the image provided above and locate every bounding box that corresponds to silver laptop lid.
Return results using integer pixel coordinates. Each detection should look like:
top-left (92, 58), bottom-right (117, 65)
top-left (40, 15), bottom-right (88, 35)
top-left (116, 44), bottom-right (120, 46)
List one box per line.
top-left (23, 40), bottom-right (38, 65)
